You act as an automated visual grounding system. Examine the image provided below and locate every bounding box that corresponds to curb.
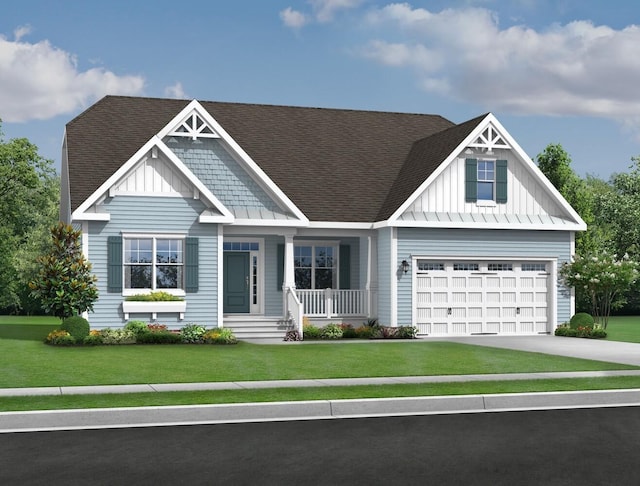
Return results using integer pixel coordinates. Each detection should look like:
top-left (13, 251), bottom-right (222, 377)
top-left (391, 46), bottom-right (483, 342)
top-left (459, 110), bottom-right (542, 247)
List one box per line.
top-left (2, 389), bottom-right (640, 433)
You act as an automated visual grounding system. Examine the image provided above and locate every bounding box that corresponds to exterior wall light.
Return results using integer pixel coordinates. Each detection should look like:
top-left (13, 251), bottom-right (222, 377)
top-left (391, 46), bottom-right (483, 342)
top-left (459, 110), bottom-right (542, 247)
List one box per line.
top-left (401, 260), bottom-right (410, 274)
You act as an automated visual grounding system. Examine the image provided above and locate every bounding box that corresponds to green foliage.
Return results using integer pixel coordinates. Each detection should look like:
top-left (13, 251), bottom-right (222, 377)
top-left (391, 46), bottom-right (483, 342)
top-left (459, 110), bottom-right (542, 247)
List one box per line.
top-left (555, 324), bottom-right (606, 339)
top-left (396, 325), bottom-right (418, 339)
top-left (203, 328), bottom-right (238, 345)
top-left (560, 251), bottom-right (638, 328)
top-left (44, 329), bottom-right (76, 346)
top-left (355, 325), bottom-right (376, 339)
top-left (82, 333), bottom-right (104, 346)
top-left (136, 330), bottom-right (182, 344)
top-left (125, 291), bottom-right (184, 302)
top-left (99, 328), bottom-right (136, 345)
top-left (180, 323), bottom-right (206, 343)
top-left (0, 124), bottom-right (59, 313)
top-left (60, 316), bottom-right (90, 342)
top-left (303, 323), bottom-right (322, 339)
top-left (341, 324), bottom-right (358, 338)
top-left (569, 313), bottom-right (595, 329)
top-left (29, 223), bottom-right (99, 319)
top-left (321, 323), bottom-right (344, 339)
top-left (123, 320), bottom-right (149, 337)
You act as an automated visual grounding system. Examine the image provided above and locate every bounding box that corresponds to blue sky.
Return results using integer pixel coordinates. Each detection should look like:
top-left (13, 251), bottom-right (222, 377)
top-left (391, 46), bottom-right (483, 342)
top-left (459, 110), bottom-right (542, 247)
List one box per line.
top-left (2, 0), bottom-right (640, 179)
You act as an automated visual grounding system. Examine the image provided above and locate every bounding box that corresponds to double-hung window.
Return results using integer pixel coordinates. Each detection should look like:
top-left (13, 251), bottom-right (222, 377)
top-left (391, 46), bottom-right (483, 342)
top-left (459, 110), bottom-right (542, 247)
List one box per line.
top-left (477, 160), bottom-right (495, 200)
top-left (465, 158), bottom-right (508, 203)
top-left (294, 245), bottom-right (336, 289)
top-left (124, 237), bottom-right (184, 291)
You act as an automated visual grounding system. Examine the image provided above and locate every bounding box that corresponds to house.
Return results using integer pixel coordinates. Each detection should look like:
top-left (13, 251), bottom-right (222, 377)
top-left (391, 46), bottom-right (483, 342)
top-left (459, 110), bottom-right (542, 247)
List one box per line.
top-left (60, 95), bottom-right (586, 339)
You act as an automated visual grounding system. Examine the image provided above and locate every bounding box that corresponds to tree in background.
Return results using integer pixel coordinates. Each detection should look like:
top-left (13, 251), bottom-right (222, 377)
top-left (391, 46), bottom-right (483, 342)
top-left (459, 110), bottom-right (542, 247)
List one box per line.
top-left (29, 223), bottom-right (98, 320)
top-left (0, 122), bottom-right (59, 313)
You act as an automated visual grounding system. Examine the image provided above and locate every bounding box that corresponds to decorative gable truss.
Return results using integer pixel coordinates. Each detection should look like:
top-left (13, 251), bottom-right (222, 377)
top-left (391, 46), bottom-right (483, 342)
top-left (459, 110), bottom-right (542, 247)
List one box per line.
top-left (72, 137), bottom-right (234, 223)
top-left (384, 114), bottom-right (587, 231)
top-left (157, 101), bottom-right (309, 226)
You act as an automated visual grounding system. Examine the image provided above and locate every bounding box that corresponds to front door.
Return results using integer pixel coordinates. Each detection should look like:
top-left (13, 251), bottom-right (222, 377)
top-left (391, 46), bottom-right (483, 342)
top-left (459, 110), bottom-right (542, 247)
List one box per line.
top-left (223, 252), bottom-right (250, 313)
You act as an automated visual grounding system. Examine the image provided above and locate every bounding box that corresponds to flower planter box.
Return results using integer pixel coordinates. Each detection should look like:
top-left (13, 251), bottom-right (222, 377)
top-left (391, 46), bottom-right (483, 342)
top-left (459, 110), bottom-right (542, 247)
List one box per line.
top-left (122, 301), bottom-right (186, 320)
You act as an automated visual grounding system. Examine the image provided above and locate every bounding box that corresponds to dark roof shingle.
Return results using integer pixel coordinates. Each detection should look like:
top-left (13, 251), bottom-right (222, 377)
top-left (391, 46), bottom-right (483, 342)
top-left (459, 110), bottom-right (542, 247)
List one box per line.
top-left (66, 95), bottom-right (482, 222)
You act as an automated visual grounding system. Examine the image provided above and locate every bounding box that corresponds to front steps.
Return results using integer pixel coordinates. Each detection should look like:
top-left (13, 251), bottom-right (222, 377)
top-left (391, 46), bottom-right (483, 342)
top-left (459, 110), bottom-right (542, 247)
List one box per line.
top-left (224, 316), bottom-right (294, 340)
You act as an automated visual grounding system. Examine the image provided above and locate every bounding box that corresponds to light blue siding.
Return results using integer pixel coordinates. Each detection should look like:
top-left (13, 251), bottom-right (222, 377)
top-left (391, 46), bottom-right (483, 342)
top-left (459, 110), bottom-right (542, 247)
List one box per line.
top-left (168, 138), bottom-right (282, 212)
top-left (396, 228), bottom-right (573, 326)
top-left (87, 195), bottom-right (218, 329)
top-left (376, 227), bottom-right (393, 325)
top-left (264, 235), bottom-right (283, 317)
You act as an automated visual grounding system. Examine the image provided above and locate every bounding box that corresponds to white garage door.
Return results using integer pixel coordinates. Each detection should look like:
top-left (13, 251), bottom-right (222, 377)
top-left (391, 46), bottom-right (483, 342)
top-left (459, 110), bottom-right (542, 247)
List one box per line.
top-left (414, 260), bottom-right (550, 335)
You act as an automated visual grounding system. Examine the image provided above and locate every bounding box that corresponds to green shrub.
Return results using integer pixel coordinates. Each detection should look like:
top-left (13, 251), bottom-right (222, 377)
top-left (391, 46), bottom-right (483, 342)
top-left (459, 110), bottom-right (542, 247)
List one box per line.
top-left (180, 323), bottom-right (206, 343)
top-left (354, 325), bottom-right (375, 339)
top-left (341, 324), bottom-right (358, 339)
top-left (396, 325), bottom-right (418, 339)
top-left (136, 330), bottom-right (182, 344)
top-left (44, 329), bottom-right (76, 346)
top-left (82, 333), bottom-right (104, 346)
top-left (303, 323), bottom-right (322, 339)
top-left (125, 291), bottom-right (183, 302)
top-left (61, 316), bottom-right (90, 342)
top-left (569, 312), bottom-right (594, 329)
top-left (372, 326), bottom-right (398, 339)
top-left (124, 320), bottom-right (149, 336)
top-left (100, 328), bottom-right (136, 345)
top-left (203, 328), bottom-right (237, 345)
top-left (321, 323), bottom-right (343, 340)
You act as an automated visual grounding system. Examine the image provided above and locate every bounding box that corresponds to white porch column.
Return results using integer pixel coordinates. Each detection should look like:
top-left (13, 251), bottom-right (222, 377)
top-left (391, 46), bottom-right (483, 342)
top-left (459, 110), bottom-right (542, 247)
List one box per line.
top-left (283, 233), bottom-right (296, 290)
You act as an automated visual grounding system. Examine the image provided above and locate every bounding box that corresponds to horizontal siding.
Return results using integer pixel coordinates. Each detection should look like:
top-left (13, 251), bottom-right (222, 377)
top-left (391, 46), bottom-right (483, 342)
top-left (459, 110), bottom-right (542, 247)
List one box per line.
top-left (264, 235), bottom-right (283, 317)
top-left (88, 195), bottom-right (218, 329)
top-left (376, 227), bottom-right (392, 325)
top-left (396, 228), bottom-right (573, 326)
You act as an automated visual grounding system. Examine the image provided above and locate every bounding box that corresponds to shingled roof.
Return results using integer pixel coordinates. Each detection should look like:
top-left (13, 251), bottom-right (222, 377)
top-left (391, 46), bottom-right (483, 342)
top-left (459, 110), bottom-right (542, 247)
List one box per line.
top-left (65, 95), bottom-right (484, 223)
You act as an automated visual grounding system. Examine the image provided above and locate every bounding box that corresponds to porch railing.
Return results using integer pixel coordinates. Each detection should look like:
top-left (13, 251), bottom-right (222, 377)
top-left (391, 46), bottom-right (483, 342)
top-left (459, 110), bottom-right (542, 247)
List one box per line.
top-left (285, 287), bottom-right (304, 336)
top-left (296, 289), bottom-right (368, 318)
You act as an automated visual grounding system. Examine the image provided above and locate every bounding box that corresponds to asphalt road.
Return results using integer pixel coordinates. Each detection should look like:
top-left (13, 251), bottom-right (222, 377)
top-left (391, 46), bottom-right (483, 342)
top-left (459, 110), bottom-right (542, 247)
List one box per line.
top-left (2, 406), bottom-right (639, 485)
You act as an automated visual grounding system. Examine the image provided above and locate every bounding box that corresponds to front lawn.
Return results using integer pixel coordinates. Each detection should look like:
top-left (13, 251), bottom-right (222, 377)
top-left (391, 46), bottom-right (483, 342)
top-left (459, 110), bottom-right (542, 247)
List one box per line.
top-left (604, 316), bottom-right (640, 343)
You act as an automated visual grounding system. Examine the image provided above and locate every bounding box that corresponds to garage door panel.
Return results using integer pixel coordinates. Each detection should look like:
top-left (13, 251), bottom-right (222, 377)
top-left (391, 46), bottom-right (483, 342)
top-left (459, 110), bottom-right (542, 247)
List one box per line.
top-left (414, 260), bottom-right (550, 336)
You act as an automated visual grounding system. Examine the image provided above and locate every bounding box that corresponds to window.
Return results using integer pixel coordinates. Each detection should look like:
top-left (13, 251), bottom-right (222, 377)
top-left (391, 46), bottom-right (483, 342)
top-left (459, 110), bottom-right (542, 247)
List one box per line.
top-left (124, 237), bottom-right (184, 290)
top-left (453, 263), bottom-right (479, 271)
top-left (294, 245), bottom-right (336, 289)
top-left (522, 263), bottom-right (547, 272)
top-left (417, 261), bottom-right (445, 271)
top-left (477, 160), bottom-right (495, 200)
top-left (465, 158), bottom-right (508, 203)
top-left (488, 263), bottom-right (513, 271)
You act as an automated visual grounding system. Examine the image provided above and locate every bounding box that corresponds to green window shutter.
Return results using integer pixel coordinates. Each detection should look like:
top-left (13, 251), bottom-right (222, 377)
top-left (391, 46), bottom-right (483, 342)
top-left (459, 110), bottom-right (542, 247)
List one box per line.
top-left (277, 244), bottom-right (284, 292)
top-left (339, 244), bottom-right (351, 289)
top-left (465, 158), bottom-right (478, 202)
top-left (185, 237), bottom-right (199, 293)
top-left (107, 235), bottom-right (122, 293)
top-left (496, 159), bottom-right (508, 203)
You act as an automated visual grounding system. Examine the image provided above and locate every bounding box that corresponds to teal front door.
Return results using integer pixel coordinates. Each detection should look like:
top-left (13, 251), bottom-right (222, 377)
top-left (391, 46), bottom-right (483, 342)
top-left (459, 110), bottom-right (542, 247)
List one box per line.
top-left (223, 252), bottom-right (250, 313)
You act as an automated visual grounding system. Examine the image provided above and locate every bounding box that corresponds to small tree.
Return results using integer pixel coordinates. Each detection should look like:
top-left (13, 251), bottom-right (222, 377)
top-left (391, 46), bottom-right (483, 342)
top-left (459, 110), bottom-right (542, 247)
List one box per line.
top-left (29, 223), bottom-right (98, 319)
top-left (560, 251), bottom-right (638, 329)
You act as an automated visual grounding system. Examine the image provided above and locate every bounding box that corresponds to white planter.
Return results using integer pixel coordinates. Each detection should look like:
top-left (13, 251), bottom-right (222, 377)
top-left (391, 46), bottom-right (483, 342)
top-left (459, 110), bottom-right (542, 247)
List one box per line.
top-left (122, 301), bottom-right (186, 320)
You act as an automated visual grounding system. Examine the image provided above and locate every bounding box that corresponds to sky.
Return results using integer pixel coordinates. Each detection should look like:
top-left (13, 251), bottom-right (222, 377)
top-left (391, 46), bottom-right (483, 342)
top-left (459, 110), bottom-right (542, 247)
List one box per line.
top-left (2, 0), bottom-right (640, 179)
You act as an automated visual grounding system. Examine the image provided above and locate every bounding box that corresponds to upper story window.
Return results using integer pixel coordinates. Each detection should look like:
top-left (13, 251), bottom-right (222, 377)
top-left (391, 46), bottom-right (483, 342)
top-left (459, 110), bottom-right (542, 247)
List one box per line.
top-left (294, 245), bottom-right (336, 289)
top-left (477, 160), bottom-right (495, 200)
top-left (124, 237), bottom-right (184, 290)
top-left (465, 158), bottom-right (508, 204)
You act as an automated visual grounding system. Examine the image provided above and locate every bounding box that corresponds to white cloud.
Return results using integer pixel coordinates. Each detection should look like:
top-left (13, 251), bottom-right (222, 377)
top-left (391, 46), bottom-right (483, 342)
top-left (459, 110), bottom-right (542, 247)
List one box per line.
top-left (358, 3), bottom-right (640, 124)
top-left (13, 25), bottom-right (31, 41)
top-left (281, 0), bottom-right (362, 29)
top-left (280, 7), bottom-right (309, 29)
top-left (164, 82), bottom-right (187, 99)
top-left (0, 35), bottom-right (145, 123)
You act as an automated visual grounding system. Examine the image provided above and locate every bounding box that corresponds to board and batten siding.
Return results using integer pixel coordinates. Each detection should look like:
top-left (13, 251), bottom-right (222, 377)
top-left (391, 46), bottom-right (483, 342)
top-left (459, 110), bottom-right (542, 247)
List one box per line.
top-left (87, 195), bottom-right (219, 328)
top-left (408, 152), bottom-right (566, 217)
top-left (395, 228), bottom-right (573, 326)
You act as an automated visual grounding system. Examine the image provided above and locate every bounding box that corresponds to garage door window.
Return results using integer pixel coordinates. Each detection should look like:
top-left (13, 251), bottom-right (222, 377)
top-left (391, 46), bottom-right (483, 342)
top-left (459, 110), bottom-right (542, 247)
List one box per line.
top-left (522, 263), bottom-right (547, 272)
top-left (453, 263), bottom-right (479, 271)
top-left (488, 263), bottom-right (513, 271)
top-left (417, 261), bottom-right (445, 272)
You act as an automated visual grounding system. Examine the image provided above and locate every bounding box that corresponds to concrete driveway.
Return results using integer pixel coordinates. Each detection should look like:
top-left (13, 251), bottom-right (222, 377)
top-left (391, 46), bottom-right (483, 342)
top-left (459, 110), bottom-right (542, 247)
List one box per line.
top-left (432, 335), bottom-right (640, 367)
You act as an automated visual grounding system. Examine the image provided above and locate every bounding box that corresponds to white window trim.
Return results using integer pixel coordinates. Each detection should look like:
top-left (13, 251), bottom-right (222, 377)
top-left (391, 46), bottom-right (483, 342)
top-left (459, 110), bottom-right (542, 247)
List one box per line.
top-left (477, 158), bottom-right (496, 202)
top-left (294, 240), bottom-right (340, 290)
top-left (122, 233), bottom-right (187, 297)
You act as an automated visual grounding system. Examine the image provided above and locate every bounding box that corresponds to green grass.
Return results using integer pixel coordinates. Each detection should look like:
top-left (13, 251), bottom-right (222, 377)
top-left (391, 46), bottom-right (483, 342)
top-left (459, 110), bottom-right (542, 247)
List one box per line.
top-left (605, 316), bottom-right (640, 343)
top-left (0, 315), bottom-right (58, 341)
top-left (2, 376), bottom-right (640, 412)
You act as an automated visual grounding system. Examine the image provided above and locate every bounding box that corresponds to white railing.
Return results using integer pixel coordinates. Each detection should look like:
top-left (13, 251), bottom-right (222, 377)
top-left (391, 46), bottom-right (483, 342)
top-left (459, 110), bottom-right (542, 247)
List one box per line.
top-left (296, 289), bottom-right (368, 318)
top-left (285, 287), bottom-right (304, 337)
